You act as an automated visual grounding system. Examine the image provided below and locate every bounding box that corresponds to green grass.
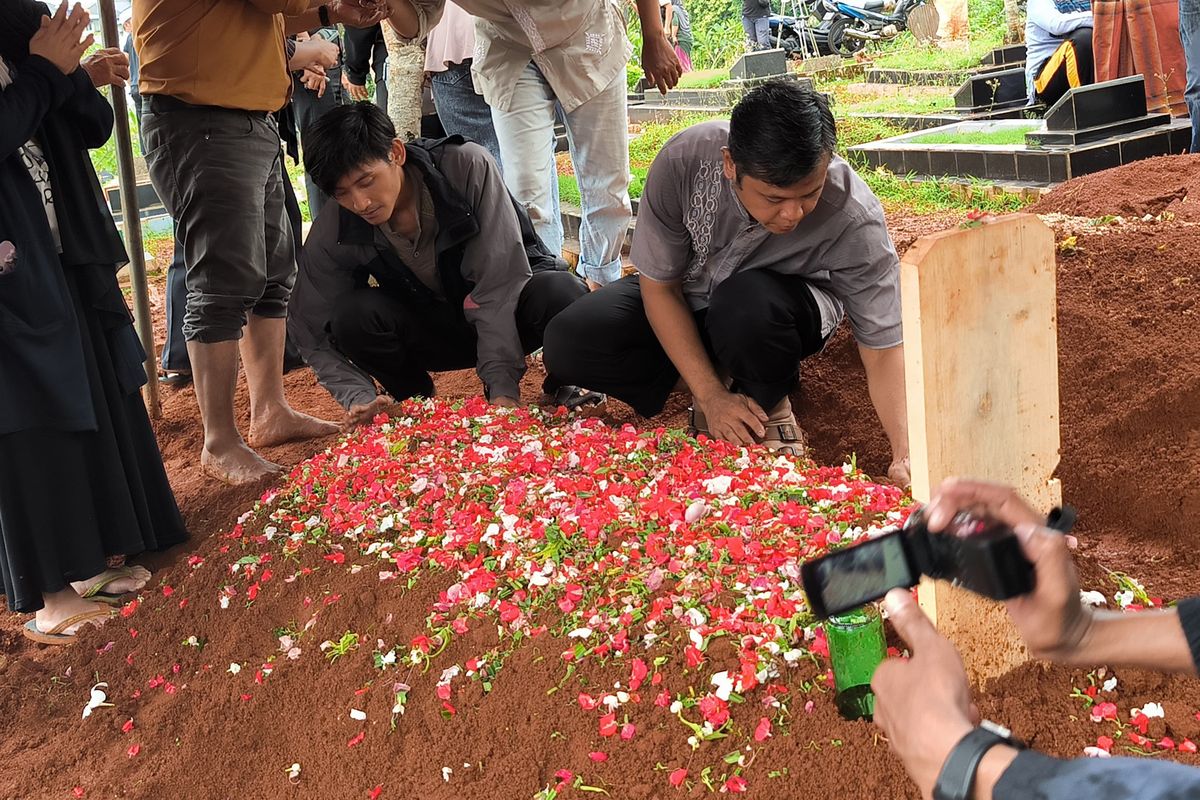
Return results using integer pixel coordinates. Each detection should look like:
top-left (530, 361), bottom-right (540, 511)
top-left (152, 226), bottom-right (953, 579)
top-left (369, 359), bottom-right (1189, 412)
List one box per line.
top-left (837, 92), bottom-right (956, 115)
top-left (676, 69), bottom-right (730, 90)
top-left (858, 168), bottom-right (1033, 214)
top-left (629, 113), bottom-right (723, 168)
top-left (837, 116), bottom-right (907, 150)
top-left (558, 166), bottom-right (649, 208)
top-left (909, 124), bottom-right (1039, 146)
top-left (865, 0), bottom-right (1007, 73)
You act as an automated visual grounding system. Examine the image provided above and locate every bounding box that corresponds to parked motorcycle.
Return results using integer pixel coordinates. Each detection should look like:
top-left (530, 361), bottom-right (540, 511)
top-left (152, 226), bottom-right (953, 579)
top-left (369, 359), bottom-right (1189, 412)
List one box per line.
top-left (766, 13), bottom-right (821, 60)
top-left (811, 0), bottom-right (940, 57)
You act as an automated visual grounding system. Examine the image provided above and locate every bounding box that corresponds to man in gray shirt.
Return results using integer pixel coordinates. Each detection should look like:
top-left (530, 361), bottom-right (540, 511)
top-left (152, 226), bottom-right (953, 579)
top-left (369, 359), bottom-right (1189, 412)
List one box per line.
top-left (544, 82), bottom-right (910, 485)
top-left (291, 103), bottom-right (589, 425)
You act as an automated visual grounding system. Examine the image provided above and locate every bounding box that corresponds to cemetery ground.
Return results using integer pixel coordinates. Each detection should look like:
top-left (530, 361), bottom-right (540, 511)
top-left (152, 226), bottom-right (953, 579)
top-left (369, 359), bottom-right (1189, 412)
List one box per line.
top-left (5, 73), bottom-right (1200, 800)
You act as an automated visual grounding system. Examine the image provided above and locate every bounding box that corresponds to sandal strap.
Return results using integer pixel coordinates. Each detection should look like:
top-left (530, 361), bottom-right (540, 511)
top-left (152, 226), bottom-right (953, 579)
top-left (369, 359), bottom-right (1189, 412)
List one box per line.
top-left (77, 568), bottom-right (129, 599)
top-left (45, 608), bottom-right (113, 636)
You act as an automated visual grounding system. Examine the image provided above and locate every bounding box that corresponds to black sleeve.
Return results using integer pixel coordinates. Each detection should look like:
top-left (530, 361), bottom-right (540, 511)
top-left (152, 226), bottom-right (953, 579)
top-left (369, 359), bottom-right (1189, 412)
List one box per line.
top-left (60, 67), bottom-right (115, 150)
top-left (996, 751), bottom-right (1200, 800)
top-left (0, 56), bottom-right (76, 159)
top-left (341, 25), bottom-right (377, 85)
top-left (1178, 596), bottom-right (1200, 672)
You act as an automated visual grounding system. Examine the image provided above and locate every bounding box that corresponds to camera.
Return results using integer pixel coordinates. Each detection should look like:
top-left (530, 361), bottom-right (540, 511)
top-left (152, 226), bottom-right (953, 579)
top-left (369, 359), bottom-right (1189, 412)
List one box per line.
top-left (800, 508), bottom-right (1040, 620)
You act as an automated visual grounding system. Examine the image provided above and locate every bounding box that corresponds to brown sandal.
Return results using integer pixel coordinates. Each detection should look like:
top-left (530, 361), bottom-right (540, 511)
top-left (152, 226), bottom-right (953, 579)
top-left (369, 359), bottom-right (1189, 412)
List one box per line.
top-left (759, 398), bottom-right (807, 457)
top-left (22, 607), bottom-right (114, 646)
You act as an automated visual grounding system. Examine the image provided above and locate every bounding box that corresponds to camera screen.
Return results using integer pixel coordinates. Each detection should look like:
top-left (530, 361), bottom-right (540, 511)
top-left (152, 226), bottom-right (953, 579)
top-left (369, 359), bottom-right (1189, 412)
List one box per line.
top-left (804, 531), bottom-right (917, 618)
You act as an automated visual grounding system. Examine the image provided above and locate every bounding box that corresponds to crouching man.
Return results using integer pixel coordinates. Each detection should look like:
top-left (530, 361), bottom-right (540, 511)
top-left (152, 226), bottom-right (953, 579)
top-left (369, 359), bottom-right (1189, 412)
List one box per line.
top-left (543, 81), bottom-right (910, 485)
top-left (291, 103), bottom-right (591, 425)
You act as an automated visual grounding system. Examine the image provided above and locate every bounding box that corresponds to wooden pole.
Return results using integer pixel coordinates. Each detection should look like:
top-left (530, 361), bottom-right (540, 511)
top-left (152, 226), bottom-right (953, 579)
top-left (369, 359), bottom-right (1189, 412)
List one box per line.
top-left (901, 214), bottom-right (1063, 682)
top-left (98, 0), bottom-right (161, 419)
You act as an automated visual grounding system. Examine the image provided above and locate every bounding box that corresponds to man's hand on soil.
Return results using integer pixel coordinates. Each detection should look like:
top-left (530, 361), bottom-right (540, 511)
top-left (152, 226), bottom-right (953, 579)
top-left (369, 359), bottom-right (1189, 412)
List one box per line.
top-left (871, 589), bottom-right (984, 798)
top-left (344, 395), bottom-right (394, 429)
top-left (699, 389), bottom-right (768, 446)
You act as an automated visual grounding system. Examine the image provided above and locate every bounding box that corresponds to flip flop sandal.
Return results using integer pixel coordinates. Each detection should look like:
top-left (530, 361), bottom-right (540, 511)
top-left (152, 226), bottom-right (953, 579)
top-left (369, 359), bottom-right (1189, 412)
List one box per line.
top-left (158, 370), bottom-right (192, 387)
top-left (551, 385), bottom-right (606, 411)
top-left (687, 404), bottom-right (710, 438)
top-left (22, 608), bottom-right (115, 646)
top-left (77, 566), bottom-right (145, 606)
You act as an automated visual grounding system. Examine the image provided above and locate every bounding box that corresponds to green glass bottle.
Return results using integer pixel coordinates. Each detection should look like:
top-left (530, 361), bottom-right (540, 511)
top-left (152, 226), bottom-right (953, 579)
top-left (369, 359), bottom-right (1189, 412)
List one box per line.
top-left (824, 604), bottom-right (887, 721)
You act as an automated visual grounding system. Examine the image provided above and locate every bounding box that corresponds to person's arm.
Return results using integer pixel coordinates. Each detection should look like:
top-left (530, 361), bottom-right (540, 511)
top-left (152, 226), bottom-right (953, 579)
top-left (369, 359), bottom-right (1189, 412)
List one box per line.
top-left (858, 343), bottom-right (909, 485)
top-left (994, 750), bottom-right (1200, 800)
top-left (279, 0), bottom-right (391, 36)
top-left (444, 143), bottom-right (531, 404)
top-left (288, 214), bottom-right (382, 413)
top-left (60, 63), bottom-right (117, 149)
top-left (823, 206), bottom-right (908, 481)
top-left (1026, 0), bottom-right (1092, 36)
top-left (341, 24), bottom-right (373, 84)
top-left (635, 0), bottom-right (682, 94)
top-left (922, 479), bottom-right (1200, 676)
top-left (290, 36), bottom-right (340, 71)
top-left (628, 144), bottom-right (768, 444)
top-left (0, 56), bottom-right (75, 159)
top-left (383, 0), bottom-right (445, 41)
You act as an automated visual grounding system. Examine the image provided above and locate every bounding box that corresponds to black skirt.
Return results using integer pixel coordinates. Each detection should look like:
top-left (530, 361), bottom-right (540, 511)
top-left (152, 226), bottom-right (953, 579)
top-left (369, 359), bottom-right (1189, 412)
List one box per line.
top-left (0, 263), bottom-right (188, 614)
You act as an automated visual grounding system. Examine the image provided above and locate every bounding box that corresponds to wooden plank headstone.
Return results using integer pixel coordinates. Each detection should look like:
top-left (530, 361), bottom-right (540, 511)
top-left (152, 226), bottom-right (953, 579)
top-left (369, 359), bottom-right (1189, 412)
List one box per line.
top-left (901, 214), bottom-right (1063, 681)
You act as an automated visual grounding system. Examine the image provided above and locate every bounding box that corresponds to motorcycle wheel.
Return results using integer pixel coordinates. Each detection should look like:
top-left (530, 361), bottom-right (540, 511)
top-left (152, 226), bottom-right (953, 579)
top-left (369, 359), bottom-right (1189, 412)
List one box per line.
top-left (814, 17), bottom-right (866, 57)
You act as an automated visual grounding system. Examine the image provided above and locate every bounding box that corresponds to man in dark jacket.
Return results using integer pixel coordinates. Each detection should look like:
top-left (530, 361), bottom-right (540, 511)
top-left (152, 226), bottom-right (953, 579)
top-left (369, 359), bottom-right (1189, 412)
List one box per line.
top-left (872, 478), bottom-right (1200, 800)
top-left (292, 102), bottom-right (590, 426)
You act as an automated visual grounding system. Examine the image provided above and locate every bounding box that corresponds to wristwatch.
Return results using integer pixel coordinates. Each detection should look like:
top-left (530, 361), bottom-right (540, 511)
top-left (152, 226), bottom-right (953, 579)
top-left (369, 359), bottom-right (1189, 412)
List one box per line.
top-left (933, 720), bottom-right (1026, 800)
top-left (318, 4), bottom-right (332, 27)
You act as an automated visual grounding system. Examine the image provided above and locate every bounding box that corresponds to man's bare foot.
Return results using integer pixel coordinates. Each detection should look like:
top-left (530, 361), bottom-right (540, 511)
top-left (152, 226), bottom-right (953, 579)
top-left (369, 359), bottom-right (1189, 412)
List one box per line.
top-left (201, 441), bottom-right (283, 485)
top-left (247, 407), bottom-right (340, 448)
top-left (71, 565), bottom-right (151, 599)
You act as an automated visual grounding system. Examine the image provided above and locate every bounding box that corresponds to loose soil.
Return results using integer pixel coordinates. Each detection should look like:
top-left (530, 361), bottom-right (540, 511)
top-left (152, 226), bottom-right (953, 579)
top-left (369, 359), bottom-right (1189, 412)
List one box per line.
top-left (2, 172), bottom-right (1198, 799)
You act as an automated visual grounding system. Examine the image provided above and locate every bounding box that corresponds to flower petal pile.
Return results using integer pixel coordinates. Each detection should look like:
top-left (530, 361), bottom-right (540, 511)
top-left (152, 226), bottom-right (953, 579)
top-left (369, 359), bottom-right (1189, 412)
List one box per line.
top-left (218, 398), bottom-right (910, 793)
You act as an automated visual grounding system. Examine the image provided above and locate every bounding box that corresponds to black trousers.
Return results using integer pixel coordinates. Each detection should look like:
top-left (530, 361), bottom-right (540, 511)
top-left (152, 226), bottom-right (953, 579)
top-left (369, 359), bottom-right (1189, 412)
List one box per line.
top-left (1034, 27), bottom-right (1095, 108)
top-left (329, 270), bottom-right (587, 401)
top-left (542, 271), bottom-right (826, 418)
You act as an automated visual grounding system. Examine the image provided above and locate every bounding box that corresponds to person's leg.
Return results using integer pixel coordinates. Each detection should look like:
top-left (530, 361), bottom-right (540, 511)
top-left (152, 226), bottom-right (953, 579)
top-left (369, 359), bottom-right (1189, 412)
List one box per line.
top-left (755, 15), bottom-right (772, 49)
top-left (293, 70), bottom-right (344, 220)
top-left (561, 71), bottom-right (633, 287)
top-left (542, 276), bottom-right (687, 417)
top-left (490, 62), bottom-right (564, 255)
top-left (1181, 0), bottom-right (1200, 150)
top-left (1033, 30), bottom-right (1093, 108)
top-left (704, 269), bottom-right (825, 415)
top-left (742, 15), bottom-right (758, 49)
top-left (373, 38), bottom-right (389, 110)
top-left (328, 288), bottom-right (475, 400)
top-left (244, 140), bottom-right (339, 448)
top-left (431, 61), bottom-right (505, 169)
top-left (513, 269), bottom-right (589, 353)
top-left (159, 229), bottom-right (191, 376)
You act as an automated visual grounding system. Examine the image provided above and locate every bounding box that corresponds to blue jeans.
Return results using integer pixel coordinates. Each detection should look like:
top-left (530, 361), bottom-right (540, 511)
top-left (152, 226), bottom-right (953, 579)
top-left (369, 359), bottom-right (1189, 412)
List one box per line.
top-left (430, 60), bottom-right (504, 169)
top-left (742, 15), bottom-right (772, 49)
top-left (490, 63), bottom-right (631, 286)
top-left (1182, 0), bottom-right (1200, 152)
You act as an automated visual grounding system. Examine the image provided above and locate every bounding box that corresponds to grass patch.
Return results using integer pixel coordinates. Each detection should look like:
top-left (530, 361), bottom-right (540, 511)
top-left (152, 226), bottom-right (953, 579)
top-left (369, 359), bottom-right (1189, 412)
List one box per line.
top-left (676, 69), bottom-right (730, 90)
top-left (908, 124), bottom-right (1039, 146)
top-left (558, 166), bottom-right (650, 209)
top-left (629, 113), bottom-right (724, 169)
top-left (865, 0), bottom-right (1007, 73)
top-left (837, 116), bottom-right (907, 150)
top-left (837, 92), bottom-right (956, 115)
top-left (858, 167), bottom-right (1033, 214)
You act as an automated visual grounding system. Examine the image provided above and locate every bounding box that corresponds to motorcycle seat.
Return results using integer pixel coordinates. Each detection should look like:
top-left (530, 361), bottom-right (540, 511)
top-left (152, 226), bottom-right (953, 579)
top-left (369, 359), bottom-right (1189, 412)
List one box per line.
top-left (840, 0), bottom-right (889, 10)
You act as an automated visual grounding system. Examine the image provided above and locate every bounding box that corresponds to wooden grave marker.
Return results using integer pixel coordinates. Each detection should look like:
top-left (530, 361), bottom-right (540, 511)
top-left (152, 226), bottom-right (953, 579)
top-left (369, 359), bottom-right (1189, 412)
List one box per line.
top-left (901, 213), bottom-right (1062, 681)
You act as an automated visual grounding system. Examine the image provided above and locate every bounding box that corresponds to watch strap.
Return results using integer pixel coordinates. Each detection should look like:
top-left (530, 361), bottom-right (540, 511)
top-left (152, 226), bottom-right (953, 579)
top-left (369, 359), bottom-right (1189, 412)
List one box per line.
top-left (933, 722), bottom-right (1024, 800)
top-left (318, 4), bottom-right (332, 27)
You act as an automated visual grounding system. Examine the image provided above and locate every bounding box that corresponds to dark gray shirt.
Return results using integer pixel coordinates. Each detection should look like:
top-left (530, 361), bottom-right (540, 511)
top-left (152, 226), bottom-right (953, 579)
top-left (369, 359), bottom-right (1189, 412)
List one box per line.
top-left (742, 0), bottom-right (771, 18)
top-left (376, 169), bottom-right (442, 300)
top-left (631, 120), bottom-right (902, 349)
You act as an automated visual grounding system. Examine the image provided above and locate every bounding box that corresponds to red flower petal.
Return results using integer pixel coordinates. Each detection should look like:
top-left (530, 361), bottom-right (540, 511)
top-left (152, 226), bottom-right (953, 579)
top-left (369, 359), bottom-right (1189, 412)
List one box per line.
top-left (368, 786), bottom-right (383, 799)
top-left (121, 718), bottom-right (134, 734)
top-left (754, 717), bottom-right (772, 742)
top-left (588, 751), bottom-right (608, 762)
top-left (668, 768), bottom-right (688, 788)
top-left (126, 744), bottom-right (140, 758)
top-left (347, 732), bottom-right (366, 748)
top-left (598, 713), bottom-right (618, 737)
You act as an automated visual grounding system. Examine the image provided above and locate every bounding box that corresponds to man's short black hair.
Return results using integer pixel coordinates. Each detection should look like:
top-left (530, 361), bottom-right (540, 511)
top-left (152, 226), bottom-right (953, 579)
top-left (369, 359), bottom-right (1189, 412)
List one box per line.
top-left (728, 80), bottom-right (838, 187)
top-left (305, 102), bottom-right (398, 196)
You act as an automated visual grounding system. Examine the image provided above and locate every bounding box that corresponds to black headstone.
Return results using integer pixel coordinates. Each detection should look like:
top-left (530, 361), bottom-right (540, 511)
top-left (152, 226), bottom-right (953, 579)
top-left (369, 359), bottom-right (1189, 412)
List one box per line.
top-left (729, 48), bottom-right (788, 80)
top-left (953, 67), bottom-right (1027, 110)
top-left (1044, 75), bottom-right (1149, 131)
top-left (980, 44), bottom-right (1027, 66)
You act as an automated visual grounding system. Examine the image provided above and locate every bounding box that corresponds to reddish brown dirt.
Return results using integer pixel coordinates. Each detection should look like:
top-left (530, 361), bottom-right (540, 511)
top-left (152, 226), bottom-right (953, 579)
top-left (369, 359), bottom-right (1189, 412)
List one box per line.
top-left (1, 197), bottom-right (1198, 799)
top-left (1031, 154), bottom-right (1200, 222)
